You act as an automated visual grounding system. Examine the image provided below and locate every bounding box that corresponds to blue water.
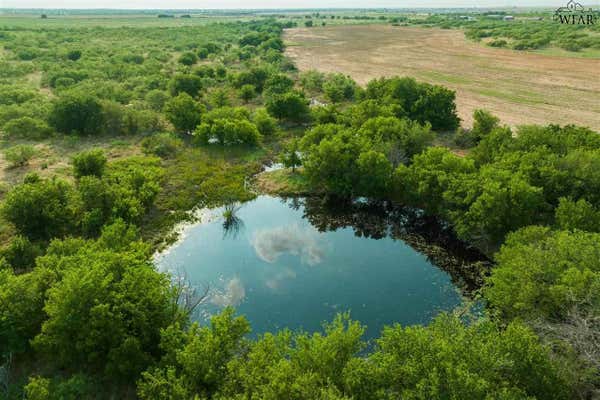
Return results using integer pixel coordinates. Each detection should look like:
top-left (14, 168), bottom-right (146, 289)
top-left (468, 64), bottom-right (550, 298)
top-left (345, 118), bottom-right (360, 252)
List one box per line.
top-left (156, 196), bottom-right (463, 339)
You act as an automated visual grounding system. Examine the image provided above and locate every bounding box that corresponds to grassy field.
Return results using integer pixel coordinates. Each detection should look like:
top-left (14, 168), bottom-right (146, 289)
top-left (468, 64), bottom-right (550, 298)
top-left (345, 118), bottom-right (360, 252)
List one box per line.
top-left (285, 25), bottom-right (600, 130)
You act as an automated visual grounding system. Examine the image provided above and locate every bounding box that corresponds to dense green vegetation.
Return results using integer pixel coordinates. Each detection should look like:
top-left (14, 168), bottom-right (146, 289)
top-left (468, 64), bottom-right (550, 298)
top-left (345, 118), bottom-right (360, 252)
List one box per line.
top-left (411, 12), bottom-right (600, 54)
top-left (0, 13), bottom-right (598, 399)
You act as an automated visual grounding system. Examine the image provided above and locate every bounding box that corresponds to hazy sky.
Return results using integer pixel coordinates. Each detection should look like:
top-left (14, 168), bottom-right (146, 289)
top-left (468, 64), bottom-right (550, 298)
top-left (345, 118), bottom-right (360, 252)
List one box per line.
top-left (1, 0), bottom-right (598, 10)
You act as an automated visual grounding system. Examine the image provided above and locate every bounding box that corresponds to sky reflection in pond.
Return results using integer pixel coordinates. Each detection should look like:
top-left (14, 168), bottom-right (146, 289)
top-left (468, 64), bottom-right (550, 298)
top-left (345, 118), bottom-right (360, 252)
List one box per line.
top-left (156, 196), bottom-right (466, 339)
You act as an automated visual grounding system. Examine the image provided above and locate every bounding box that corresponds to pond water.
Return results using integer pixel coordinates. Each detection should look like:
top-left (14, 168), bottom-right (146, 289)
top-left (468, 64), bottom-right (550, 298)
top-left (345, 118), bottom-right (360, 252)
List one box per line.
top-left (156, 196), bottom-right (482, 339)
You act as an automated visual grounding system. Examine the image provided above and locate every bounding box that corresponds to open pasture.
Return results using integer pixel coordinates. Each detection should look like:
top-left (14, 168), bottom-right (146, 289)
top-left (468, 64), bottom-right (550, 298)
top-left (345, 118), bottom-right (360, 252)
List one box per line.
top-left (285, 25), bottom-right (600, 130)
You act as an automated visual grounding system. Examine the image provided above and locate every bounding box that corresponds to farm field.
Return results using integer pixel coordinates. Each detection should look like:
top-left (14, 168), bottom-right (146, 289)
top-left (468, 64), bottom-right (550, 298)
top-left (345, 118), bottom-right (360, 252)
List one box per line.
top-left (285, 24), bottom-right (600, 130)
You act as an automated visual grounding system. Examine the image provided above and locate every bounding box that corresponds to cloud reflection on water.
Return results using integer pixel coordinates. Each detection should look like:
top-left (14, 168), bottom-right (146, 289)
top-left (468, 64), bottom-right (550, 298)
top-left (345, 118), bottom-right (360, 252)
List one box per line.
top-left (210, 276), bottom-right (246, 307)
top-left (251, 224), bottom-right (325, 266)
top-left (265, 267), bottom-right (297, 290)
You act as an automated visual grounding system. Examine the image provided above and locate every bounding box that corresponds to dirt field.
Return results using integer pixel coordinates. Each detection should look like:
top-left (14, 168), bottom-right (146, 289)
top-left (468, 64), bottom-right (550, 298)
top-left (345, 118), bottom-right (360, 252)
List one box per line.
top-left (285, 25), bottom-right (600, 131)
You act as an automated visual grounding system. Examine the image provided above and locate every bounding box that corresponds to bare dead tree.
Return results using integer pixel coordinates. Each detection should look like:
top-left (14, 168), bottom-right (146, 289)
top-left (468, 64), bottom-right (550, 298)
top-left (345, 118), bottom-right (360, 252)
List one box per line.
top-left (170, 266), bottom-right (211, 322)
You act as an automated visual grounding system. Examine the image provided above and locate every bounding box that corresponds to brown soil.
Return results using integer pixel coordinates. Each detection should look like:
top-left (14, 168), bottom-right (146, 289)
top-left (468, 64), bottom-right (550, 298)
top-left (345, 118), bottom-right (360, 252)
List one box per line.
top-left (285, 25), bottom-right (600, 131)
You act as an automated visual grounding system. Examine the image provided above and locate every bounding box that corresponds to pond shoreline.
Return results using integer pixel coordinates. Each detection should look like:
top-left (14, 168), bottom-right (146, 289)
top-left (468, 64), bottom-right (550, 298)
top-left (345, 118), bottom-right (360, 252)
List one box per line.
top-left (155, 191), bottom-right (491, 296)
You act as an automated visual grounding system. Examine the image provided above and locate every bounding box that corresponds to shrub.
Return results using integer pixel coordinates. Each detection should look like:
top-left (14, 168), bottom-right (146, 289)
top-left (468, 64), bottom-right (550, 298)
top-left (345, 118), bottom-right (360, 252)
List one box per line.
top-left (141, 133), bottom-right (183, 158)
top-left (471, 109), bottom-right (500, 142)
top-left (0, 235), bottom-right (43, 271)
top-left (145, 90), bottom-right (169, 111)
top-left (488, 39), bottom-right (508, 47)
top-left (178, 52), bottom-right (198, 66)
top-left (164, 93), bottom-right (203, 133)
top-left (72, 149), bottom-right (107, 178)
top-left (323, 73), bottom-right (357, 103)
top-left (253, 108), bottom-right (278, 137)
top-left (239, 84), bottom-right (256, 103)
top-left (485, 226), bottom-right (600, 321)
top-left (67, 50), bottom-right (82, 61)
top-left (558, 41), bottom-right (581, 52)
top-left (194, 119), bottom-right (261, 146)
top-left (169, 74), bottom-right (203, 97)
top-left (49, 94), bottom-right (104, 135)
top-left (300, 70), bottom-right (325, 92)
top-left (197, 48), bottom-right (209, 59)
top-left (265, 91), bottom-right (310, 123)
top-left (2, 177), bottom-right (75, 240)
top-left (3, 116), bottom-right (53, 139)
top-left (4, 145), bottom-right (36, 167)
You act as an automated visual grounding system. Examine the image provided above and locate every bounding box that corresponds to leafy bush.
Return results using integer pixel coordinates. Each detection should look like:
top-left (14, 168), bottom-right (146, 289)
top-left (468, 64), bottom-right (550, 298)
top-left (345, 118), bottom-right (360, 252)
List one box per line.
top-left (238, 84), bottom-right (256, 102)
top-left (169, 74), bottom-right (203, 97)
top-left (300, 70), bottom-right (325, 93)
top-left (2, 177), bottom-right (75, 240)
top-left (137, 312), bottom-right (573, 400)
top-left (194, 118), bottom-right (261, 146)
top-left (265, 91), bottom-right (310, 123)
top-left (2, 116), bottom-right (53, 139)
top-left (141, 132), bottom-right (183, 158)
top-left (488, 39), bottom-right (508, 47)
top-left (164, 93), bottom-right (203, 133)
top-left (178, 51), bottom-right (198, 66)
top-left (323, 73), bottom-right (357, 103)
top-left (4, 145), bottom-right (36, 167)
top-left (252, 108), bottom-right (278, 137)
top-left (145, 90), bottom-right (169, 111)
top-left (72, 149), bottom-right (107, 179)
top-left (197, 48), bottom-right (209, 59)
top-left (364, 77), bottom-right (459, 131)
top-left (49, 94), bottom-right (104, 135)
top-left (485, 226), bottom-right (600, 321)
top-left (0, 235), bottom-right (43, 271)
top-left (67, 49), bottom-right (82, 61)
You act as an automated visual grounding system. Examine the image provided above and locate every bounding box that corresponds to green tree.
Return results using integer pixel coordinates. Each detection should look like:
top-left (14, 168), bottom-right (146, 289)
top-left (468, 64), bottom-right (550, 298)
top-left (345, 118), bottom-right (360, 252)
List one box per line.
top-left (350, 314), bottom-right (572, 400)
top-left (3, 116), bottom-right (53, 139)
top-left (356, 150), bottom-right (393, 197)
top-left (66, 49), bottom-right (81, 61)
top-left (323, 73), bottom-right (357, 103)
top-left (145, 90), bottom-right (169, 111)
top-left (138, 308), bottom-right (250, 398)
top-left (49, 94), bottom-right (104, 135)
top-left (485, 226), bottom-right (600, 321)
top-left (32, 232), bottom-right (176, 381)
top-left (555, 197), bottom-right (600, 232)
top-left (263, 74), bottom-right (294, 97)
top-left (2, 177), bottom-right (76, 240)
top-left (447, 167), bottom-right (547, 245)
top-left (472, 109), bottom-right (500, 139)
top-left (72, 149), bottom-right (107, 179)
top-left (394, 147), bottom-right (475, 214)
top-left (281, 140), bottom-right (302, 172)
top-left (238, 84), bottom-right (256, 103)
top-left (194, 119), bottom-right (261, 146)
top-left (164, 93), bottom-right (203, 133)
top-left (265, 91), bottom-right (310, 123)
top-left (169, 74), bottom-right (203, 97)
top-left (303, 131), bottom-right (364, 197)
top-left (0, 235), bottom-right (42, 271)
top-left (252, 108), bottom-right (278, 137)
top-left (411, 84), bottom-right (460, 131)
top-left (178, 52), bottom-right (197, 66)
top-left (0, 266), bottom-right (55, 355)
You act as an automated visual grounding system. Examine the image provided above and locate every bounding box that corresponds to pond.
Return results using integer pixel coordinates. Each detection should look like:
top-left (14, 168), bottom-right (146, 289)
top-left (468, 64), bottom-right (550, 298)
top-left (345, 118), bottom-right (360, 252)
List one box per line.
top-left (155, 195), bottom-right (485, 339)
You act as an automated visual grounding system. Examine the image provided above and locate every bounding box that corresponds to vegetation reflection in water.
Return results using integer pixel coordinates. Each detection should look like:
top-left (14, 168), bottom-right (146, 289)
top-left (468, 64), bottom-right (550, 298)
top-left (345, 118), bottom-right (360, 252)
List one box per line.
top-left (156, 195), bottom-right (486, 338)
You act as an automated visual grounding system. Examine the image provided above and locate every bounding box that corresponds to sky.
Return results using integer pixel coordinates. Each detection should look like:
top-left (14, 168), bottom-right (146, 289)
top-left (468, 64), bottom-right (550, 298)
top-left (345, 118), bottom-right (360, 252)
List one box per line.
top-left (1, 0), bottom-right (598, 10)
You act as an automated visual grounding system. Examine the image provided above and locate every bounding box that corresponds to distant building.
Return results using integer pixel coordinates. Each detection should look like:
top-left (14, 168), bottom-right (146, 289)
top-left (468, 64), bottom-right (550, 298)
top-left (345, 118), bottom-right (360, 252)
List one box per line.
top-left (503, 15), bottom-right (515, 21)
